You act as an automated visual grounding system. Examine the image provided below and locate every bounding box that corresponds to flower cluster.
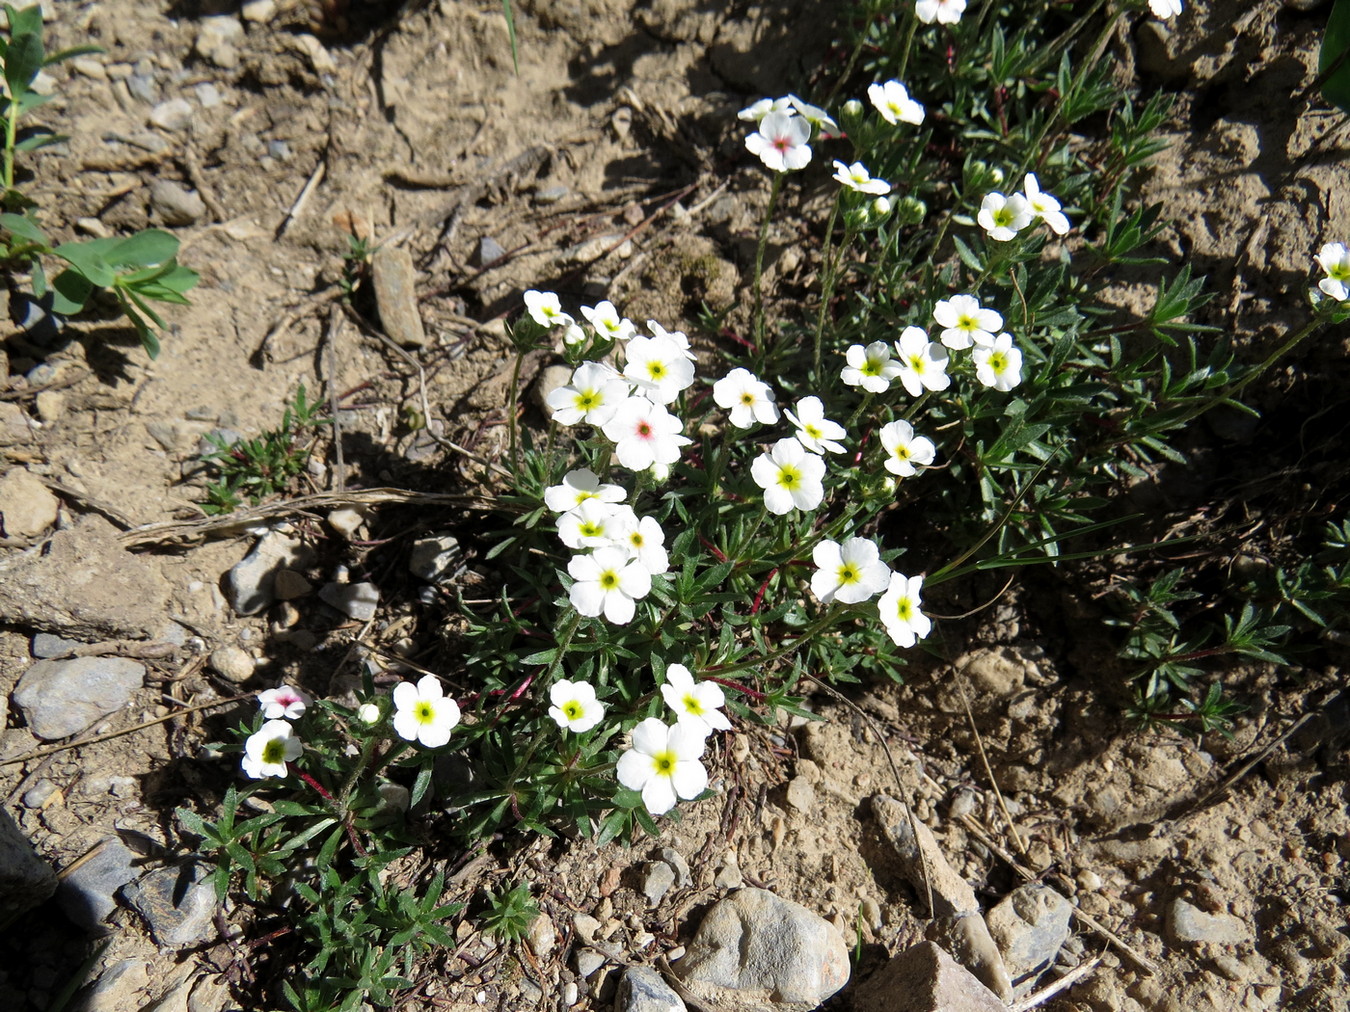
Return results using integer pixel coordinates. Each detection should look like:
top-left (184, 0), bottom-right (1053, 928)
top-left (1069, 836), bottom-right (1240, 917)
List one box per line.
top-left (616, 664), bottom-right (731, 815)
top-left (545, 468), bottom-right (669, 624)
top-left (740, 94), bottom-right (836, 173)
top-left (979, 173), bottom-right (1070, 242)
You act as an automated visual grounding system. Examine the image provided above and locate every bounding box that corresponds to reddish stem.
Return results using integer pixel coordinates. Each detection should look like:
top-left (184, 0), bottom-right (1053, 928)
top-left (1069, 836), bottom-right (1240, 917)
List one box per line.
top-left (750, 568), bottom-right (778, 615)
top-left (703, 675), bottom-right (767, 703)
top-left (698, 535), bottom-right (728, 563)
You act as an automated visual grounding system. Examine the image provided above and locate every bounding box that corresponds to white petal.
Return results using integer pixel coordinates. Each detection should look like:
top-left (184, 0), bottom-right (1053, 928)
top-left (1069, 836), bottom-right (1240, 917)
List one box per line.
top-left (670, 759), bottom-right (709, 800)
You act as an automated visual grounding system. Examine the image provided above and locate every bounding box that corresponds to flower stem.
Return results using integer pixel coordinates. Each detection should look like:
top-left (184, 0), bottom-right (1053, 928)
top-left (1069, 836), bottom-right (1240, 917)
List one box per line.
top-left (814, 196), bottom-right (844, 377)
top-left (507, 347), bottom-right (525, 475)
top-left (753, 173), bottom-right (785, 350)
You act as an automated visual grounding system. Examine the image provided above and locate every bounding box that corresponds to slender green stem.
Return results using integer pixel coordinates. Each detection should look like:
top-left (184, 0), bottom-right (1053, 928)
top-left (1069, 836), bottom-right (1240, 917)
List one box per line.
top-left (732, 505), bottom-right (769, 563)
top-left (507, 347), bottom-right (525, 474)
top-left (814, 196), bottom-right (844, 377)
top-left (710, 605), bottom-right (845, 678)
top-left (753, 173), bottom-right (785, 350)
top-left (847, 391), bottom-right (876, 429)
top-left (337, 738), bottom-right (408, 810)
top-left (894, 10), bottom-right (920, 82)
top-left (902, 390), bottom-right (932, 421)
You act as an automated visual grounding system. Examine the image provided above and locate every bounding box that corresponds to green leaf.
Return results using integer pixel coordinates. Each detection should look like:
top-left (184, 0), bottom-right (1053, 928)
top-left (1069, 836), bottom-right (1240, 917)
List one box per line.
top-left (0, 210), bottom-right (46, 244)
top-left (49, 268), bottom-right (93, 314)
top-left (3, 5), bottom-right (44, 97)
top-left (52, 238), bottom-right (117, 287)
top-left (44, 43), bottom-right (103, 66)
top-left (1321, 0), bottom-right (1350, 115)
top-left (109, 229), bottom-right (179, 269)
top-left (14, 130), bottom-right (66, 152)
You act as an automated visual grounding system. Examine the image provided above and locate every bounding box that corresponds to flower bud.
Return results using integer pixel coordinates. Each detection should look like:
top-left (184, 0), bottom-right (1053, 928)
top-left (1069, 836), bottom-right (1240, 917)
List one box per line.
top-left (840, 98), bottom-right (865, 132)
top-left (357, 702), bottom-right (381, 724)
top-left (895, 196), bottom-right (926, 226)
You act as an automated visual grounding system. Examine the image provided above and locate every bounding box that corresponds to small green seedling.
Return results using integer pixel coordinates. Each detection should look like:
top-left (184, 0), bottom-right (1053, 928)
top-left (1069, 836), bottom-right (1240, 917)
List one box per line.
top-left (0, 3), bottom-right (198, 356)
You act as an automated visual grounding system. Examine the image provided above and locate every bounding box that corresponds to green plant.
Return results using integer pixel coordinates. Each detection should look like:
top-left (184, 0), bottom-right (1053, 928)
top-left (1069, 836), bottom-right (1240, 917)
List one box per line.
top-left (479, 880), bottom-right (539, 943)
top-left (0, 3), bottom-right (198, 356)
top-left (200, 385), bottom-right (329, 514)
top-left (187, 1), bottom-right (1350, 1006)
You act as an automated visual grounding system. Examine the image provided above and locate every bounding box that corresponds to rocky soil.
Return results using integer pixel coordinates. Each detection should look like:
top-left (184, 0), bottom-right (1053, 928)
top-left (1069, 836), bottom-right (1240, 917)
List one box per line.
top-left (1, 1), bottom-right (1347, 1011)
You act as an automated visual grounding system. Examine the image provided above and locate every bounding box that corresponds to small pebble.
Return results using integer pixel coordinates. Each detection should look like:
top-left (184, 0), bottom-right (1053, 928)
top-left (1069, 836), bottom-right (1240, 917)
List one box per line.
top-left (561, 982), bottom-right (578, 1006)
top-left (209, 645), bottom-right (254, 683)
top-left (573, 947), bottom-right (604, 978)
top-left (327, 507), bottom-right (364, 540)
top-left (149, 180), bottom-right (206, 226)
top-left (149, 98), bottom-right (193, 132)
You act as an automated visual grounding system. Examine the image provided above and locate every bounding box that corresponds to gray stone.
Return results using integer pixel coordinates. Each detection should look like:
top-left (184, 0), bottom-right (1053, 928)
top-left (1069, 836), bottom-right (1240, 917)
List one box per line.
top-left (149, 98), bottom-right (194, 132)
top-left (318, 581), bottom-right (380, 621)
top-left (672, 887), bottom-right (849, 1010)
top-left (194, 16), bottom-right (242, 70)
top-left (57, 839), bottom-right (138, 933)
top-left (642, 860), bottom-right (676, 904)
top-left (22, 779), bottom-right (59, 808)
top-left (617, 966), bottom-right (686, 1012)
top-left (0, 467), bottom-right (59, 536)
top-left (409, 534), bottom-right (463, 583)
top-left (659, 847), bottom-right (691, 888)
top-left (573, 946), bottom-right (605, 978)
top-left (32, 631), bottom-right (85, 658)
top-left (872, 795), bottom-right (1011, 1000)
top-left (208, 645), bottom-right (254, 683)
top-left (534, 184), bottom-right (569, 205)
top-left (224, 530), bottom-right (314, 616)
top-left (1167, 898), bottom-right (1249, 947)
top-left (0, 515), bottom-right (171, 639)
top-left (526, 913), bottom-right (555, 959)
top-left (713, 852), bottom-right (743, 890)
top-left (852, 942), bottom-right (1007, 1012)
top-left (122, 863), bottom-right (218, 946)
top-left (370, 245), bottom-right (427, 347)
top-left (986, 883), bottom-right (1072, 981)
top-left (0, 808), bottom-right (57, 929)
top-left (785, 776), bottom-right (815, 813)
top-left (241, 0), bottom-right (277, 22)
top-left (476, 236), bottom-right (507, 265)
top-left (13, 656), bottom-right (145, 740)
top-left (149, 180), bottom-right (206, 227)
top-left (530, 365), bottom-right (573, 416)
top-left (78, 957), bottom-right (150, 1012)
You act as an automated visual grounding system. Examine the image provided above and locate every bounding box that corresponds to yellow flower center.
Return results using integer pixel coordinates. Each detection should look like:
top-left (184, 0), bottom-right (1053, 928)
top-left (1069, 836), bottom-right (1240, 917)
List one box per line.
top-left (416, 702), bottom-right (435, 724)
top-left (599, 570), bottom-right (619, 589)
top-left (564, 701), bottom-right (582, 719)
top-left (989, 352), bottom-right (1007, 371)
top-left (651, 750), bottom-right (676, 775)
top-left (261, 738), bottom-right (287, 764)
top-left (776, 465), bottom-right (801, 489)
top-left (647, 362), bottom-right (666, 379)
top-left (838, 565), bottom-right (859, 584)
top-left (682, 693), bottom-right (704, 716)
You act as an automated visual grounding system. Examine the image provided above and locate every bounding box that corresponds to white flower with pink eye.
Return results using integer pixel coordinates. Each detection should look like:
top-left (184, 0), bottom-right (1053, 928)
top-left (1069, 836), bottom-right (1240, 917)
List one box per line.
top-left (601, 397), bottom-right (691, 472)
top-left (258, 685), bottom-right (309, 721)
top-left (745, 111), bottom-right (812, 172)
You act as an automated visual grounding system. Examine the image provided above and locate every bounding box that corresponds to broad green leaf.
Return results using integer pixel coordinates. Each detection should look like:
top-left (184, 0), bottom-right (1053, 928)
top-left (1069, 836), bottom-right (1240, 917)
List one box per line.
top-left (2, 5), bottom-right (43, 97)
top-left (52, 238), bottom-right (117, 287)
top-left (109, 229), bottom-right (178, 268)
top-left (1321, 0), bottom-right (1350, 115)
top-left (49, 267), bottom-right (93, 314)
top-left (0, 210), bottom-right (46, 244)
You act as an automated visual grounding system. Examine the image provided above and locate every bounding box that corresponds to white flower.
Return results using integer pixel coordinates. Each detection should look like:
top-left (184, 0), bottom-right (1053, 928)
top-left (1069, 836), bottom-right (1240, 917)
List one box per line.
top-left (548, 679), bottom-right (606, 733)
top-left (867, 80), bottom-right (925, 126)
top-left (544, 467), bottom-right (627, 513)
top-left (601, 396), bottom-right (692, 472)
top-left (785, 396), bottom-right (846, 454)
top-left (878, 572), bottom-right (932, 648)
top-left (647, 319), bottom-right (697, 360)
top-left (562, 322), bottom-right (587, 346)
top-left (832, 160), bottom-right (891, 195)
top-left (580, 301), bottom-right (637, 342)
top-left (1022, 174), bottom-right (1071, 236)
top-left (786, 94), bottom-right (839, 135)
top-left (978, 191), bottom-right (1033, 242)
top-left (557, 498), bottom-right (626, 550)
top-left (879, 419), bottom-right (936, 477)
top-left (751, 437), bottom-right (827, 515)
top-left (1315, 242), bottom-right (1350, 302)
top-left (392, 674), bottom-right (461, 748)
top-left (933, 294), bottom-right (1003, 350)
top-left (894, 325), bottom-right (951, 396)
top-left (613, 513), bottom-right (670, 575)
top-left (568, 546), bottom-right (652, 625)
top-left (972, 333), bottom-right (1024, 391)
top-left (1148, 0), bottom-right (1182, 18)
top-left (811, 538), bottom-right (892, 605)
top-left (745, 110), bottom-right (813, 172)
top-left (257, 685), bottom-right (309, 720)
top-left (915, 0), bottom-right (966, 23)
top-left (545, 362), bottom-right (631, 427)
top-left (712, 367), bottom-right (780, 428)
top-left (841, 341), bottom-right (904, 393)
top-left (622, 335), bottom-right (696, 404)
top-left (616, 717), bottom-right (709, 816)
top-left (356, 702), bottom-right (382, 724)
top-left (523, 290), bottom-right (572, 329)
top-left (242, 719), bottom-right (302, 779)
top-left (660, 664), bottom-right (732, 736)
top-left (738, 96), bottom-right (793, 123)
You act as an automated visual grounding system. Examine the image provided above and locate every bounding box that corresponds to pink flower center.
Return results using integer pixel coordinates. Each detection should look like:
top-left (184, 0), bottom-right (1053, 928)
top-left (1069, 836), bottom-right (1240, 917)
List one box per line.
top-left (636, 422), bottom-right (653, 438)
top-left (772, 137), bottom-right (791, 153)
